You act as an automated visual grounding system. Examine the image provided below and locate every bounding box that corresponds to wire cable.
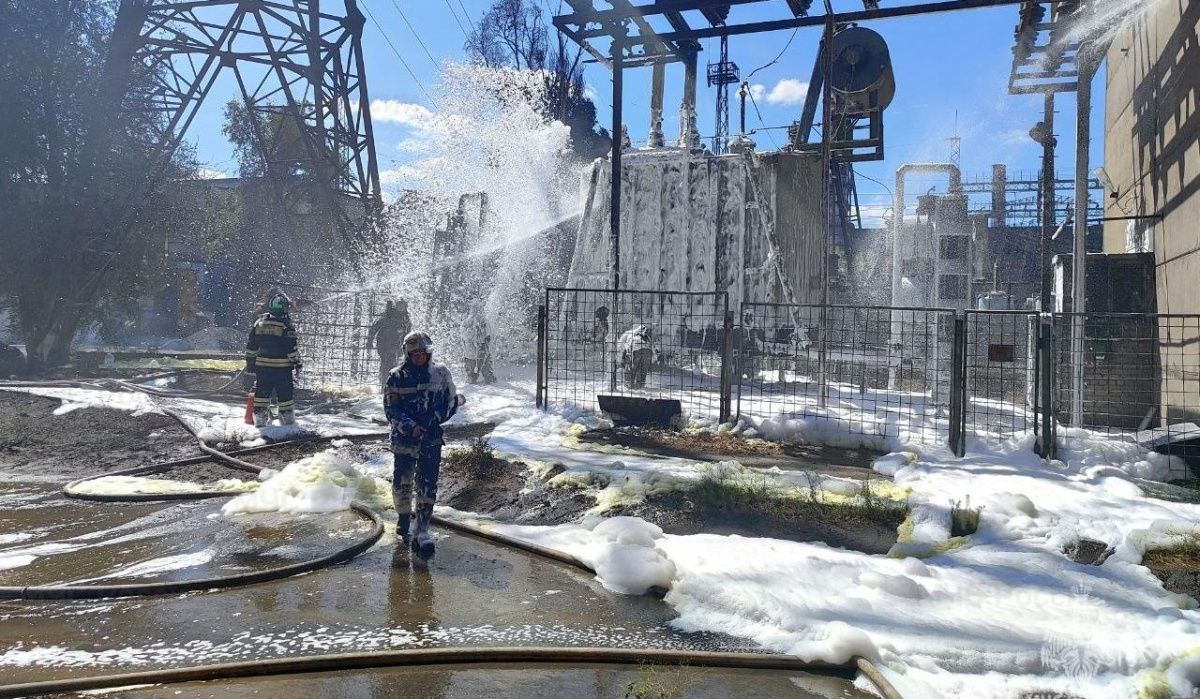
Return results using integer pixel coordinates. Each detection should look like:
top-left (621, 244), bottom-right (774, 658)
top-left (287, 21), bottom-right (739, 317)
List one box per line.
top-left (360, 2), bottom-right (435, 103)
top-left (745, 27), bottom-right (801, 82)
top-left (443, 0), bottom-right (470, 37)
top-left (389, 0), bottom-right (441, 70)
top-left (457, 0), bottom-right (477, 32)
top-left (745, 90), bottom-right (779, 150)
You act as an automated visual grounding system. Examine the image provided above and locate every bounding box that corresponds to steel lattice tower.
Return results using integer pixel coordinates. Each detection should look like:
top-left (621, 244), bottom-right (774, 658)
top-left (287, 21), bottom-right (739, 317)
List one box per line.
top-left (115, 0), bottom-right (382, 245)
top-left (706, 35), bottom-right (739, 155)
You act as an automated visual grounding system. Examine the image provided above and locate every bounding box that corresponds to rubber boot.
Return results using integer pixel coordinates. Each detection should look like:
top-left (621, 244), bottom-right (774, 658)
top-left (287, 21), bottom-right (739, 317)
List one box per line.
top-left (412, 500), bottom-right (435, 555)
top-left (279, 409), bottom-right (295, 426)
top-left (253, 407), bottom-right (269, 428)
top-left (392, 479), bottom-right (413, 545)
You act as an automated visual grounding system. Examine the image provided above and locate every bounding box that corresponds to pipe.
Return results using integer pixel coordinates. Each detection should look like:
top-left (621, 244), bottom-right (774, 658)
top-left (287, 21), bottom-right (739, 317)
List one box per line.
top-left (0, 647), bottom-right (876, 699)
top-left (648, 61), bottom-right (665, 148)
top-left (1070, 51), bottom-right (1098, 427)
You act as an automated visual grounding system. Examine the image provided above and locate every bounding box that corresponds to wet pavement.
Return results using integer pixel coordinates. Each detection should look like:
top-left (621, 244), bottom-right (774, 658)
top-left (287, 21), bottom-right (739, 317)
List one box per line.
top-left (0, 481), bottom-right (764, 688)
top-left (71, 664), bottom-right (873, 698)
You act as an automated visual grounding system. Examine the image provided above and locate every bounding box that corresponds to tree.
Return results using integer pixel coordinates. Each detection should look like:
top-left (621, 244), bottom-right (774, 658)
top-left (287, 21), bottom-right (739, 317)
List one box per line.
top-left (0, 0), bottom-right (198, 368)
top-left (465, 0), bottom-right (609, 159)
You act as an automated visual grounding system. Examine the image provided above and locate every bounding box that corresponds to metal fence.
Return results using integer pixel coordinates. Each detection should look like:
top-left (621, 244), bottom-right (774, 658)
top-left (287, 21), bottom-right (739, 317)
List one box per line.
top-left (539, 288), bottom-right (731, 421)
top-left (1052, 313), bottom-right (1200, 443)
top-left (734, 304), bottom-right (955, 445)
top-left (536, 289), bottom-right (1200, 464)
top-left (277, 283), bottom-right (385, 392)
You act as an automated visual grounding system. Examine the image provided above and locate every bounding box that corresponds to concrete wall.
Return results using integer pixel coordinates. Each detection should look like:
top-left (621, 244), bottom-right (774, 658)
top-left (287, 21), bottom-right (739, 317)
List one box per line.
top-left (1103, 0), bottom-right (1200, 314)
top-left (1103, 0), bottom-right (1200, 426)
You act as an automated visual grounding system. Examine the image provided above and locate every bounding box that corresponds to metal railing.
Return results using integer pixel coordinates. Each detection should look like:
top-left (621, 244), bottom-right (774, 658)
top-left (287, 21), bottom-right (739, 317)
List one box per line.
top-left (539, 288), bottom-right (731, 422)
top-left (734, 304), bottom-right (955, 446)
top-left (531, 290), bottom-right (1200, 467)
top-left (1052, 313), bottom-right (1200, 447)
top-left (276, 283), bottom-right (386, 392)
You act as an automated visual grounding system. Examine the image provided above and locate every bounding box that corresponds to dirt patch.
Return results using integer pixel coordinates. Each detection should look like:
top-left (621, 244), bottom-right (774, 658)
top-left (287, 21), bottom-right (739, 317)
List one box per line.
top-left (436, 442), bottom-right (594, 525)
top-left (576, 427), bottom-right (881, 479)
top-left (1143, 541), bottom-right (1200, 602)
top-left (0, 392), bottom-right (196, 478)
top-left (1064, 538), bottom-right (1113, 566)
top-left (609, 488), bottom-right (904, 555)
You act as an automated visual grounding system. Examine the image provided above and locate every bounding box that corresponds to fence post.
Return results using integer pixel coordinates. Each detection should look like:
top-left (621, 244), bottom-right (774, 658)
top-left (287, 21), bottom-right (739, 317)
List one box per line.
top-left (536, 304), bottom-right (547, 409)
top-left (1036, 316), bottom-right (1056, 458)
top-left (720, 308), bottom-right (734, 425)
top-left (948, 312), bottom-right (967, 457)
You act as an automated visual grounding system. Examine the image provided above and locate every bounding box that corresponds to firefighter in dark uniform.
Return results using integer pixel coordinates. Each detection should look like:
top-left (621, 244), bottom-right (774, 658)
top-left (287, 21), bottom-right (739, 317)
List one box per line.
top-left (245, 292), bottom-right (302, 427)
top-left (384, 331), bottom-right (465, 554)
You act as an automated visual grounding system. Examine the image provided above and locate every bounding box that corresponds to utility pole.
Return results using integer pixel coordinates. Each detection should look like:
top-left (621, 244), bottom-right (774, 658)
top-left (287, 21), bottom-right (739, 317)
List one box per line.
top-left (1036, 95), bottom-right (1056, 313)
top-left (1070, 47), bottom-right (1099, 426)
top-left (610, 35), bottom-right (625, 392)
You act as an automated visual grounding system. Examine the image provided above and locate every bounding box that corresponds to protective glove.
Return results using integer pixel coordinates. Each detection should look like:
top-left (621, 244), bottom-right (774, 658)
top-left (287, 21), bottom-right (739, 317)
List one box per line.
top-left (455, 394), bottom-right (467, 407)
top-left (241, 372), bottom-right (255, 392)
top-left (294, 363), bottom-right (304, 376)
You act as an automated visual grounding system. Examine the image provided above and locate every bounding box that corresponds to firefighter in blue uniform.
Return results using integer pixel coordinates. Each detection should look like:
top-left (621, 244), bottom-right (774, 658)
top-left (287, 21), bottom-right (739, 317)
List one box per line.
top-left (244, 292), bottom-right (302, 427)
top-left (384, 331), bottom-right (465, 554)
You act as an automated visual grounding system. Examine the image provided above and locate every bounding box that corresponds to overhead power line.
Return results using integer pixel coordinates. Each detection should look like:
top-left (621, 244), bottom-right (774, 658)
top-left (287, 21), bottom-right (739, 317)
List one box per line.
top-left (390, 0), bottom-right (441, 69)
top-left (360, 2), bottom-right (434, 103)
top-left (457, 0), bottom-right (477, 33)
top-left (443, 0), bottom-right (470, 37)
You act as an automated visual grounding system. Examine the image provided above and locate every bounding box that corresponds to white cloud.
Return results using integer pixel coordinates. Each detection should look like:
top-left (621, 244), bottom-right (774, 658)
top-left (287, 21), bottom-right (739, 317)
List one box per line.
top-left (370, 100), bottom-right (434, 128)
top-left (749, 84), bottom-right (766, 101)
top-left (195, 167), bottom-right (228, 180)
top-left (379, 165), bottom-right (423, 185)
top-left (764, 78), bottom-right (809, 106)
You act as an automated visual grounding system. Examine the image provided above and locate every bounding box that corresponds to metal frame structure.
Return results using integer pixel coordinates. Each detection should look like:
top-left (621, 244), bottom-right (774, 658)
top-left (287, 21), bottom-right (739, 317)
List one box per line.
top-left (121, 0), bottom-right (382, 246)
top-left (554, 0), bottom-right (1030, 58)
top-left (552, 0), bottom-right (1031, 298)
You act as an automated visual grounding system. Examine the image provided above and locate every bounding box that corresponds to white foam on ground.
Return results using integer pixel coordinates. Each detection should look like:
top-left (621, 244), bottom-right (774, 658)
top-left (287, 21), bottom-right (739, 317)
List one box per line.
top-left (1, 386), bottom-right (159, 416)
top-left (221, 450), bottom-right (391, 515)
top-left (90, 549), bottom-right (216, 580)
top-left (70, 475), bottom-right (256, 497)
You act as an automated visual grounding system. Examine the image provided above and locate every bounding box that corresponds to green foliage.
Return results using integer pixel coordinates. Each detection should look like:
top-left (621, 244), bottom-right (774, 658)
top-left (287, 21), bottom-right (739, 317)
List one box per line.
top-left (0, 0), bottom-right (199, 365)
top-left (622, 665), bottom-right (687, 699)
top-left (950, 497), bottom-right (983, 537)
top-left (444, 437), bottom-right (503, 477)
top-left (689, 466), bottom-right (908, 529)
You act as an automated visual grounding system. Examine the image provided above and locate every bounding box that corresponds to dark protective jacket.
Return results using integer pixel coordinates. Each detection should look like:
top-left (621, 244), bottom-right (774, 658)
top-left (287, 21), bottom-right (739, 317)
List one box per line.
top-left (383, 359), bottom-right (459, 454)
top-left (244, 313), bottom-right (301, 371)
top-left (368, 307), bottom-right (411, 357)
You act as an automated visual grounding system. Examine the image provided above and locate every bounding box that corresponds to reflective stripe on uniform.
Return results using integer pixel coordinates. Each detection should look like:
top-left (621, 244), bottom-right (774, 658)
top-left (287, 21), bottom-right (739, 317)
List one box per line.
top-left (277, 400), bottom-right (294, 409)
top-left (388, 383), bottom-right (431, 395)
top-left (392, 444), bottom-right (420, 456)
top-left (255, 357), bottom-right (294, 367)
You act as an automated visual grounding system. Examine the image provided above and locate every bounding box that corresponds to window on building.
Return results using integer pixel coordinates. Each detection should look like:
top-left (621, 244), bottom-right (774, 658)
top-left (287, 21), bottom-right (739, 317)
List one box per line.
top-left (939, 274), bottom-right (968, 300)
top-left (939, 236), bottom-right (968, 261)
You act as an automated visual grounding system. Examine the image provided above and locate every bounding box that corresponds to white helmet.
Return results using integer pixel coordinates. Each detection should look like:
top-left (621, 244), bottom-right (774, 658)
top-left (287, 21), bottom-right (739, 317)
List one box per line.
top-left (403, 331), bottom-right (434, 355)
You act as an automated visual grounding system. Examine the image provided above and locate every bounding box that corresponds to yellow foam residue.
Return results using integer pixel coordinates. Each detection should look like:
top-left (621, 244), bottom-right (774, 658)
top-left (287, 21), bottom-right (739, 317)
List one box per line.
top-left (72, 475), bottom-right (258, 496)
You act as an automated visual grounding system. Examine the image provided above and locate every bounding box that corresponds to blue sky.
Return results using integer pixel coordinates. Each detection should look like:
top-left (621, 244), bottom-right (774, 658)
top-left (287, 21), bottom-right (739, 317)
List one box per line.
top-left (185, 1), bottom-right (1106, 224)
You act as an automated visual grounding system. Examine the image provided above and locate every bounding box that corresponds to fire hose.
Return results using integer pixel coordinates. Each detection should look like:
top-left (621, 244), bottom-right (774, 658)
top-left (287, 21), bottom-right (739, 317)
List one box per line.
top-left (0, 384), bottom-right (903, 698)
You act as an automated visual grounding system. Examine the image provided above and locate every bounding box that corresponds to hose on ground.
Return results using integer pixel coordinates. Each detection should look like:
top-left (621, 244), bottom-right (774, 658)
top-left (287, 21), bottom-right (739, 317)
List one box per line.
top-left (0, 410), bottom-right (385, 601)
top-left (2, 386), bottom-right (904, 698)
top-left (0, 647), bottom-right (870, 699)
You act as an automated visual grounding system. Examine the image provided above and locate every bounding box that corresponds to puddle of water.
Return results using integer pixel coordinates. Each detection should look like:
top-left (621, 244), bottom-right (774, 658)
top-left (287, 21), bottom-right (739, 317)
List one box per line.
top-left (0, 483), bottom-right (370, 586)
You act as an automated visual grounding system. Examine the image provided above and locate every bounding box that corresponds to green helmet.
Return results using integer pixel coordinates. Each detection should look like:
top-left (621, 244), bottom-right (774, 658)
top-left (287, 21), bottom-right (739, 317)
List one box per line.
top-left (267, 292), bottom-right (292, 315)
